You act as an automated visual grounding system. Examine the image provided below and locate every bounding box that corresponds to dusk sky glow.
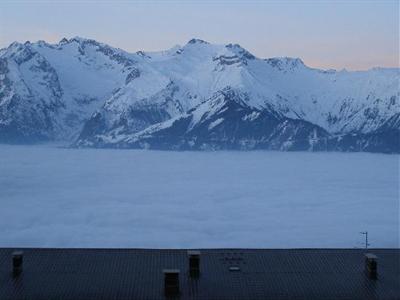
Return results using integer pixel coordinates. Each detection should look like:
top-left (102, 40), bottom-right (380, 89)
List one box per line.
top-left (0, 0), bottom-right (398, 70)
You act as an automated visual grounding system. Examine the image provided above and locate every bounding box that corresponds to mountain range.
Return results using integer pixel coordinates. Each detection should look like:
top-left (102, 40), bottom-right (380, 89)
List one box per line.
top-left (0, 37), bottom-right (398, 152)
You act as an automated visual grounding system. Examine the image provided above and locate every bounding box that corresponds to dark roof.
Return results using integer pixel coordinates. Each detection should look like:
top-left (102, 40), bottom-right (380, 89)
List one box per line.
top-left (0, 248), bottom-right (399, 300)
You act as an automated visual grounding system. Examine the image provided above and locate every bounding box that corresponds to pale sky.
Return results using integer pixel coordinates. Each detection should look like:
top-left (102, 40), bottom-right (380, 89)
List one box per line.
top-left (0, 0), bottom-right (398, 70)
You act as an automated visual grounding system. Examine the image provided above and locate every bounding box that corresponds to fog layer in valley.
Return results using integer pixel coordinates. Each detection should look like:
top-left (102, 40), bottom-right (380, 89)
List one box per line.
top-left (0, 145), bottom-right (398, 248)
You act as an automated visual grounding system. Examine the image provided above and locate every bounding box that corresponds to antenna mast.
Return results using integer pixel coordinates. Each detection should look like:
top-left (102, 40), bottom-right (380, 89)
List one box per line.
top-left (360, 231), bottom-right (370, 249)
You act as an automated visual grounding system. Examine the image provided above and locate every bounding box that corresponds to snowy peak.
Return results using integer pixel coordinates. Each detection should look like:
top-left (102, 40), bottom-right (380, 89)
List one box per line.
top-left (59, 37), bottom-right (69, 45)
top-left (181, 39), bottom-right (256, 63)
top-left (225, 43), bottom-right (256, 60)
top-left (187, 88), bottom-right (251, 128)
top-left (212, 44), bottom-right (255, 68)
top-left (186, 38), bottom-right (209, 45)
top-left (264, 57), bottom-right (306, 71)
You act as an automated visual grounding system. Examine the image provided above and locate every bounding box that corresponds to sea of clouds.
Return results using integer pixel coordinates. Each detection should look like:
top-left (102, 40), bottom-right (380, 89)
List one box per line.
top-left (0, 145), bottom-right (398, 248)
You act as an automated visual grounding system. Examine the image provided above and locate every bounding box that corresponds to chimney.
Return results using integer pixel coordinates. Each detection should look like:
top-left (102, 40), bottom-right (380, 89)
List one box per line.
top-left (12, 251), bottom-right (23, 277)
top-left (188, 250), bottom-right (200, 277)
top-left (163, 269), bottom-right (180, 296)
top-left (365, 253), bottom-right (378, 279)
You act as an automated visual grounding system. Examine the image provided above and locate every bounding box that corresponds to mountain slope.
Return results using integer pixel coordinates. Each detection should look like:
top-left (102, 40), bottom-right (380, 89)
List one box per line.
top-left (76, 88), bottom-right (330, 151)
top-left (0, 37), bottom-right (398, 152)
top-left (0, 38), bottom-right (134, 142)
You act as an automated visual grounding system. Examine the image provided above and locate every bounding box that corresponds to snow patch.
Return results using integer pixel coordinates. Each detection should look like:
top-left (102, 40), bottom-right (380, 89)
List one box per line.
top-left (242, 111), bottom-right (260, 121)
top-left (208, 118), bottom-right (224, 130)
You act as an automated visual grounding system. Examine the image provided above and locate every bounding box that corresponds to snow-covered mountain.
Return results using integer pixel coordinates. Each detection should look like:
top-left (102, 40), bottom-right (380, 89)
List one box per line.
top-left (0, 37), bottom-right (398, 152)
